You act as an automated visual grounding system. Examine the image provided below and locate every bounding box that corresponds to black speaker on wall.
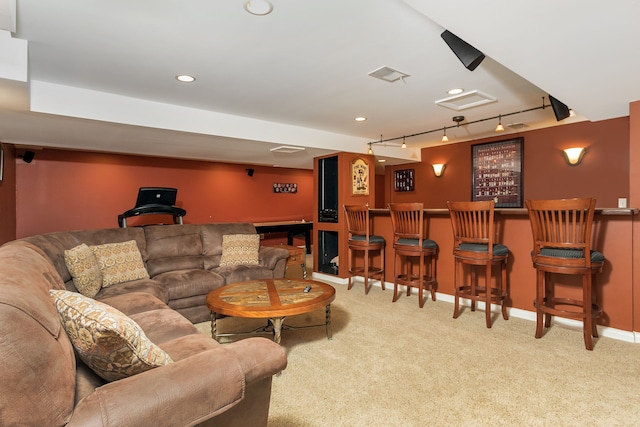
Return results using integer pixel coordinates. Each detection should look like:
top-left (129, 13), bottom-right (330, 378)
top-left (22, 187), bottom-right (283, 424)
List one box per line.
top-left (441, 30), bottom-right (485, 71)
top-left (246, 168), bottom-right (254, 177)
top-left (21, 150), bottom-right (35, 163)
top-left (548, 95), bottom-right (571, 121)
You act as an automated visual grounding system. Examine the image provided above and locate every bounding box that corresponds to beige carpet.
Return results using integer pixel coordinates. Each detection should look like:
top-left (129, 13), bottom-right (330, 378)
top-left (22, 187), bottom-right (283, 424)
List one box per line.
top-left (197, 268), bottom-right (640, 426)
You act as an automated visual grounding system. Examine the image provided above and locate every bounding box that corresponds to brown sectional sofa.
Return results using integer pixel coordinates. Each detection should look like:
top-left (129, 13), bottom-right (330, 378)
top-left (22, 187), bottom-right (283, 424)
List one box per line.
top-left (0, 222), bottom-right (290, 426)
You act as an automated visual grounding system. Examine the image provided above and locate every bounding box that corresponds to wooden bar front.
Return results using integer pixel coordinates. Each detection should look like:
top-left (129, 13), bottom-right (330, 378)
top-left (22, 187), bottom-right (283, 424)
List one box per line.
top-left (360, 208), bottom-right (638, 332)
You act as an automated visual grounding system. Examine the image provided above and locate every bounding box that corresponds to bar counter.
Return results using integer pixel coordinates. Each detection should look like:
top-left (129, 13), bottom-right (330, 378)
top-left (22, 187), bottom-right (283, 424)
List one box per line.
top-left (366, 207), bottom-right (639, 333)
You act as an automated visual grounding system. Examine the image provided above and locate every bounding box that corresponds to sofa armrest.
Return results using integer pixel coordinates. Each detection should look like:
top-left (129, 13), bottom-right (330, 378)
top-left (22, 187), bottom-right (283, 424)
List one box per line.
top-left (67, 347), bottom-right (250, 427)
top-left (225, 337), bottom-right (288, 384)
top-left (259, 246), bottom-right (290, 270)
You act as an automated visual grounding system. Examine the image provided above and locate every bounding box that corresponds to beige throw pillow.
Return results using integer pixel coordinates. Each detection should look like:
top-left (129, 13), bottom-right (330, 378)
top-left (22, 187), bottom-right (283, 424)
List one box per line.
top-left (219, 234), bottom-right (260, 266)
top-left (49, 289), bottom-right (172, 382)
top-left (90, 240), bottom-right (149, 287)
top-left (64, 243), bottom-right (103, 298)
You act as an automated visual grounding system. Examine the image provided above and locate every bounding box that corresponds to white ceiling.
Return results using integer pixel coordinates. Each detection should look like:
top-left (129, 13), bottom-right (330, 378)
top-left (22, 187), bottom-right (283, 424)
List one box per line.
top-left (1, 0), bottom-right (639, 170)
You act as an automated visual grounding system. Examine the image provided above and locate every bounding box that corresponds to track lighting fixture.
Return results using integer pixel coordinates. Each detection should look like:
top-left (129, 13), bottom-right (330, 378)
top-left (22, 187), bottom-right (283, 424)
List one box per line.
top-left (367, 143), bottom-right (373, 155)
top-left (366, 96), bottom-right (565, 150)
top-left (495, 115), bottom-right (504, 132)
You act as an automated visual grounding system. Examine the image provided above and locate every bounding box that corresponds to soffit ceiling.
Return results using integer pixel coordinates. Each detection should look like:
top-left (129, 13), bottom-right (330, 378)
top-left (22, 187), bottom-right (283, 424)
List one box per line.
top-left (0, 0), bottom-right (639, 170)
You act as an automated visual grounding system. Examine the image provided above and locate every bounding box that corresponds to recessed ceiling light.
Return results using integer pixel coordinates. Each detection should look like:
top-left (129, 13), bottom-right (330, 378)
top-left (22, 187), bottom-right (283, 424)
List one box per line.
top-left (244, 0), bottom-right (273, 15)
top-left (447, 88), bottom-right (464, 95)
top-left (176, 75), bottom-right (195, 83)
top-left (378, 159), bottom-right (386, 163)
top-left (355, 117), bottom-right (367, 122)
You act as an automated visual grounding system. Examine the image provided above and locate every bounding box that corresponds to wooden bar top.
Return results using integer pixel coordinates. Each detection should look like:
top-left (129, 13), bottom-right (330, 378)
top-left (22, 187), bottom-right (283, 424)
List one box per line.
top-left (370, 207), bottom-right (639, 216)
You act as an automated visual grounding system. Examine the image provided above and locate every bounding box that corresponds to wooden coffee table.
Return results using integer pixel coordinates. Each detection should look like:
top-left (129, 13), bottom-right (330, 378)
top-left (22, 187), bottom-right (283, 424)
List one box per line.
top-left (206, 278), bottom-right (336, 344)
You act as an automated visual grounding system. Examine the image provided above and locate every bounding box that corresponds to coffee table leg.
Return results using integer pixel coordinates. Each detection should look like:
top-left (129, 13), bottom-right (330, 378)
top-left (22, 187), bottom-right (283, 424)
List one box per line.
top-left (210, 311), bottom-right (219, 342)
top-left (269, 317), bottom-right (284, 344)
top-left (326, 304), bottom-right (332, 340)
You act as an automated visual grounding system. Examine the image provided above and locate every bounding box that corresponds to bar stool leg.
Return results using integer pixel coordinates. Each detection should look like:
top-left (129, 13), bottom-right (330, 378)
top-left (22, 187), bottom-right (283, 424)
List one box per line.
top-left (485, 263), bottom-right (492, 328)
top-left (535, 270), bottom-right (544, 339)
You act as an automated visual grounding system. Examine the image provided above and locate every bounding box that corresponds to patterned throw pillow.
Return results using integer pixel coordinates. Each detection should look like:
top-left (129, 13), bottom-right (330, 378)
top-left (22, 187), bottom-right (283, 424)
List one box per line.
top-left (219, 234), bottom-right (260, 267)
top-left (49, 289), bottom-right (172, 382)
top-left (64, 243), bottom-right (103, 298)
top-left (90, 240), bottom-right (149, 288)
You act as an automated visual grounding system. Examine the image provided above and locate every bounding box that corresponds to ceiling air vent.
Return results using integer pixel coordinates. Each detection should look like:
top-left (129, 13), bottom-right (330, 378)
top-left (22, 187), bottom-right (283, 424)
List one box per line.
top-left (270, 146), bottom-right (306, 154)
top-left (368, 66), bottom-right (410, 83)
top-left (435, 90), bottom-right (497, 111)
top-left (508, 122), bottom-right (527, 130)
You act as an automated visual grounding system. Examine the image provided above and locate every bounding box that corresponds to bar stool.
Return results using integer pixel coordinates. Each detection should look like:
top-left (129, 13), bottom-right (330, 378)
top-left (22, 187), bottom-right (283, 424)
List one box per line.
top-left (447, 200), bottom-right (509, 328)
top-left (343, 204), bottom-right (385, 294)
top-left (388, 203), bottom-right (438, 308)
top-left (525, 197), bottom-right (604, 350)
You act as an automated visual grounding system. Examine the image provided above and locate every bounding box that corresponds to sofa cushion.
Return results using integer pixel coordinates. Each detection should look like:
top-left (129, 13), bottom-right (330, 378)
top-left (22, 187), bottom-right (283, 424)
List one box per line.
top-left (153, 269), bottom-right (225, 300)
top-left (144, 224), bottom-right (204, 277)
top-left (50, 289), bottom-right (173, 382)
top-left (219, 234), bottom-right (260, 267)
top-left (90, 240), bottom-right (149, 287)
top-left (64, 243), bottom-right (103, 297)
top-left (216, 264), bottom-right (275, 284)
top-left (95, 278), bottom-right (169, 303)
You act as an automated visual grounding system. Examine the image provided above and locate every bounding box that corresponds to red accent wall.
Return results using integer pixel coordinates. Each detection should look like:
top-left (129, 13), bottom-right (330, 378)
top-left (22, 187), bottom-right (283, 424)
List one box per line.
top-left (384, 117), bottom-right (629, 208)
top-left (15, 149), bottom-right (313, 240)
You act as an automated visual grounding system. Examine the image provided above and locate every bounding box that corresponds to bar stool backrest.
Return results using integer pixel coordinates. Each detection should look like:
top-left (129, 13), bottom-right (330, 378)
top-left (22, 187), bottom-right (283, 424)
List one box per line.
top-left (447, 200), bottom-right (496, 256)
top-left (388, 202), bottom-right (424, 243)
top-left (344, 204), bottom-right (370, 240)
top-left (525, 197), bottom-right (596, 269)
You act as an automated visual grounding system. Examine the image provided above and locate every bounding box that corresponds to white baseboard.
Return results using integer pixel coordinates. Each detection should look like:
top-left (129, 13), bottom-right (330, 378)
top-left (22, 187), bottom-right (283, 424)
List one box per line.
top-left (320, 276), bottom-right (639, 344)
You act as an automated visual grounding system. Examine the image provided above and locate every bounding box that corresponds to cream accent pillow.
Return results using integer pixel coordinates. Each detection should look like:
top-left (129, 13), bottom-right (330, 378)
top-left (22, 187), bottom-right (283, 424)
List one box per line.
top-left (64, 243), bottom-right (103, 298)
top-left (49, 289), bottom-right (172, 382)
top-left (219, 234), bottom-right (260, 266)
top-left (90, 240), bottom-right (149, 287)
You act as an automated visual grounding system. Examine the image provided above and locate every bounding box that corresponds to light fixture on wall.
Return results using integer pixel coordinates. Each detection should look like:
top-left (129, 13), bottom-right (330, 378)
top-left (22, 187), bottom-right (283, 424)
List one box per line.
top-left (495, 114), bottom-right (504, 132)
top-left (562, 147), bottom-right (586, 165)
top-left (432, 163), bottom-right (445, 177)
top-left (441, 127), bottom-right (449, 142)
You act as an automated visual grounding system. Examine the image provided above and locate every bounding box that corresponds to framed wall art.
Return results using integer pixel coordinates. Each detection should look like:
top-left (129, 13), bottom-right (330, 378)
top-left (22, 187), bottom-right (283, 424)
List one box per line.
top-left (471, 137), bottom-right (523, 207)
top-left (273, 183), bottom-right (297, 193)
top-left (394, 169), bottom-right (415, 192)
top-left (351, 158), bottom-right (369, 195)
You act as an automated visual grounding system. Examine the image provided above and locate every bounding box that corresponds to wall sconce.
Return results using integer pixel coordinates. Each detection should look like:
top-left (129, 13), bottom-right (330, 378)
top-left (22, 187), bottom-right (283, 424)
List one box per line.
top-left (563, 147), bottom-right (586, 165)
top-left (432, 163), bottom-right (445, 177)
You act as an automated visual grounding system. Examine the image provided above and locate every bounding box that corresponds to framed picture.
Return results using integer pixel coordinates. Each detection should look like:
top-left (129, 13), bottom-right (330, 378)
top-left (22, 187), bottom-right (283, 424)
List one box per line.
top-left (273, 183), bottom-right (297, 193)
top-left (394, 169), bottom-right (415, 192)
top-left (351, 158), bottom-right (369, 195)
top-left (472, 138), bottom-right (523, 207)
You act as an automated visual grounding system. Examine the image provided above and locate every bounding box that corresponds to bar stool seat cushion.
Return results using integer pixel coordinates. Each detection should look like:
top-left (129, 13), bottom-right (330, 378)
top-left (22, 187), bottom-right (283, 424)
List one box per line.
top-left (349, 235), bottom-right (385, 244)
top-left (539, 248), bottom-right (604, 262)
top-left (396, 238), bottom-right (438, 249)
top-left (459, 243), bottom-right (509, 256)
